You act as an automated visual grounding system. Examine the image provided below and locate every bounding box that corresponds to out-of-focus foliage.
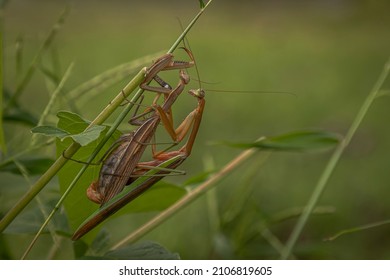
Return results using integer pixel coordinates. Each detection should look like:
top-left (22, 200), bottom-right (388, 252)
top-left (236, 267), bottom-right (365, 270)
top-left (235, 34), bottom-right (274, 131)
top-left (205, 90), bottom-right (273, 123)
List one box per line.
top-left (1, 0), bottom-right (390, 259)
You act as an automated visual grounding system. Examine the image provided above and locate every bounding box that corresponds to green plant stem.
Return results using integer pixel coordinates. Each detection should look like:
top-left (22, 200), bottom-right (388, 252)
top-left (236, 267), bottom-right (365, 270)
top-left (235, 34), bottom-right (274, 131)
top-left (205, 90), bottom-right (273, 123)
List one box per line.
top-left (0, 68), bottom-right (146, 233)
top-left (31, 63), bottom-right (74, 147)
top-left (20, 1), bottom-right (214, 257)
top-left (22, 84), bottom-right (146, 259)
top-left (280, 58), bottom-right (390, 260)
top-left (325, 219), bottom-right (390, 241)
top-left (66, 51), bottom-right (164, 103)
top-left (111, 147), bottom-right (257, 250)
top-left (167, 0), bottom-right (213, 54)
top-left (4, 7), bottom-right (69, 111)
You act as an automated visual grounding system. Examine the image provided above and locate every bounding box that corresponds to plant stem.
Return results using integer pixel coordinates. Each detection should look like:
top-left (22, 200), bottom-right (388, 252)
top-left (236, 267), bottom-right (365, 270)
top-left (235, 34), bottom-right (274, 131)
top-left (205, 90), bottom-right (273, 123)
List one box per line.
top-left (4, 7), bottom-right (69, 111)
top-left (0, 68), bottom-right (146, 233)
top-left (66, 51), bottom-right (164, 103)
top-left (167, 0), bottom-right (213, 54)
top-left (19, 1), bottom-right (214, 257)
top-left (325, 218), bottom-right (390, 241)
top-left (31, 63), bottom-right (74, 147)
top-left (111, 147), bottom-right (257, 250)
top-left (280, 58), bottom-right (390, 259)
top-left (21, 73), bottom-right (148, 258)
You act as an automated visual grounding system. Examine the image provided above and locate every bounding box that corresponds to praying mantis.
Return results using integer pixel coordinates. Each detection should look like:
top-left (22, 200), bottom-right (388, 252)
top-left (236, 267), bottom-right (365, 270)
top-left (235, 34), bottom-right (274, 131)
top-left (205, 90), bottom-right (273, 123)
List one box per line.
top-left (72, 47), bottom-right (205, 240)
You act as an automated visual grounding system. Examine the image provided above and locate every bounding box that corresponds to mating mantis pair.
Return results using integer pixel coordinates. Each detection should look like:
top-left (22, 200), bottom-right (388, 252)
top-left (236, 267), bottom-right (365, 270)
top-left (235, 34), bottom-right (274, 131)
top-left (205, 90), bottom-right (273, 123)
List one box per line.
top-left (72, 47), bottom-right (205, 240)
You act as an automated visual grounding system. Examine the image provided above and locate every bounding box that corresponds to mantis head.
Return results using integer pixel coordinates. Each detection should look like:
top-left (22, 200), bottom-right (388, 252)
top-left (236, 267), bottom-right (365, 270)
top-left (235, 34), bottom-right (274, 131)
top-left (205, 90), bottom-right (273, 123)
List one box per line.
top-left (189, 88), bottom-right (205, 99)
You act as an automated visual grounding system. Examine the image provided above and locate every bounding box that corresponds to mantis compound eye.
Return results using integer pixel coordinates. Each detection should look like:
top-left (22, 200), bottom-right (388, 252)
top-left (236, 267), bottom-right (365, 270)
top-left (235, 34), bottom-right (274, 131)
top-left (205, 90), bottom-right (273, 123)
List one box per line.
top-left (189, 88), bottom-right (205, 98)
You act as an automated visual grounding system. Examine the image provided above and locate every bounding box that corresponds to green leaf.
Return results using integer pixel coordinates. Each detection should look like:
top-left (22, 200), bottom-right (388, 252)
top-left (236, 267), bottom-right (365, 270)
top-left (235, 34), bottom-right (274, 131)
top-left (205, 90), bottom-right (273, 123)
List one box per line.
top-left (56, 111), bottom-right (106, 145)
top-left (70, 125), bottom-right (106, 146)
top-left (103, 241), bottom-right (180, 260)
top-left (73, 240), bottom-right (89, 259)
top-left (0, 157), bottom-right (54, 175)
top-left (3, 208), bottom-right (47, 234)
top-left (119, 181), bottom-right (187, 213)
top-left (89, 229), bottom-right (111, 255)
top-left (3, 200), bottom-right (69, 234)
top-left (31, 125), bottom-right (69, 138)
top-left (32, 111), bottom-right (106, 146)
top-left (182, 170), bottom-right (214, 187)
top-left (56, 109), bottom-right (122, 240)
top-left (219, 130), bottom-right (341, 152)
top-left (199, 0), bottom-right (206, 9)
top-left (57, 110), bottom-right (90, 128)
top-left (57, 110), bottom-right (91, 134)
top-left (57, 129), bottom-right (122, 238)
top-left (72, 155), bottom-right (187, 242)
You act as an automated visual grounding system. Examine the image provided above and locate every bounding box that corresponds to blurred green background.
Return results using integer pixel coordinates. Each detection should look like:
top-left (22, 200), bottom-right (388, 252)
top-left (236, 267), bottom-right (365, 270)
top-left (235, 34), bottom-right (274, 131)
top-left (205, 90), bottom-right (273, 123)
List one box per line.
top-left (1, 0), bottom-right (390, 259)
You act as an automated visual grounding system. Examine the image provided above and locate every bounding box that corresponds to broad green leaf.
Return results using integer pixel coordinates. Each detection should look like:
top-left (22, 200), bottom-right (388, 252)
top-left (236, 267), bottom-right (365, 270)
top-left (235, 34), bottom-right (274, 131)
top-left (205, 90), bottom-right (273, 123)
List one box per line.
top-left (182, 170), bottom-right (214, 187)
top-left (31, 125), bottom-right (69, 138)
top-left (72, 155), bottom-right (187, 242)
top-left (103, 241), bottom-right (180, 260)
top-left (72, 183), bottom-right (186, 243)
top-left (0, 157), bottom-right (54, 175)
top-left (73, 240), bottom-right (89, 259)
top-left (57, 110), bottom-right (92, 136)
top-left (32, 111), bottom-right (106, 146)
top-left (3, 207), bottom-right (47, 234)
top-left (56, 109), bottom-right (121, 238)
top-left (70, 125), bottom-right (106, 146)
top-left (219, 130), bottom-right (341, 152)
top-left (57, 125), bottom-right (121, 237)
top-left (118, 181), bottom-right (187, 213)
top-left (88, 229), bottom-right (111, 256)
top-left (3, 200), bottom-right (69, 234)
top-left (57, 110), bottom-right (90, 127)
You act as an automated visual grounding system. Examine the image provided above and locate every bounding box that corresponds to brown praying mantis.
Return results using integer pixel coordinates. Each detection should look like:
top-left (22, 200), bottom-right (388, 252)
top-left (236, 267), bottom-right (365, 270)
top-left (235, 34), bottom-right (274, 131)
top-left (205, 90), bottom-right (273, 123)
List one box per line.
top-left (86, 48), bottom-right (194, 206)
top-left (72, 47), bottom-right (205, 240)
